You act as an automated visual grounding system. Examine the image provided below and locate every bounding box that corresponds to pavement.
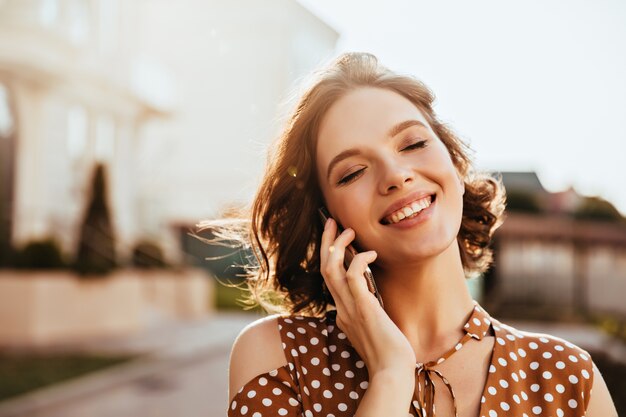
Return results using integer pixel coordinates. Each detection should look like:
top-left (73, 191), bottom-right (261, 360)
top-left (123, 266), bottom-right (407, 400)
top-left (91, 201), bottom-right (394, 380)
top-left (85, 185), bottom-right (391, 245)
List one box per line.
top-left (0, 311), bottom-right (262, 417)
top-left (0, 311), bottom-right (624, 417)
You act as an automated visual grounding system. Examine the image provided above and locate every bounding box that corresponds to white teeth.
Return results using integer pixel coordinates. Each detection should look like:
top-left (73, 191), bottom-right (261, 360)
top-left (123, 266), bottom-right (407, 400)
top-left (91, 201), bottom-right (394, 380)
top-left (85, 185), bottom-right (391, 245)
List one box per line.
top-left (384, 195), bottom-right (433, 225)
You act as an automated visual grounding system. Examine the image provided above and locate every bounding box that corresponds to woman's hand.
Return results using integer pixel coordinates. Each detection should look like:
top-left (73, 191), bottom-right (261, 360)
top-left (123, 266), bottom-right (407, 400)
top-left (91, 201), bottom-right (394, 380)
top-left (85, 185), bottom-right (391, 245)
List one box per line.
top-left (320, 218), bottom-right (416, 377)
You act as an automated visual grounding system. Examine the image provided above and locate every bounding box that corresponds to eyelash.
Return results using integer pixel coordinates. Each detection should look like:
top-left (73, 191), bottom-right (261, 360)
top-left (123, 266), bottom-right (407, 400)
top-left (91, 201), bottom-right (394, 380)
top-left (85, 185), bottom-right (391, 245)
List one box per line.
top-left (337, 169), bottom-right (365, 185)
top-left (402, 140), bottom-right (428, 151)
top-left (336, 140), bottom-right (428, 185)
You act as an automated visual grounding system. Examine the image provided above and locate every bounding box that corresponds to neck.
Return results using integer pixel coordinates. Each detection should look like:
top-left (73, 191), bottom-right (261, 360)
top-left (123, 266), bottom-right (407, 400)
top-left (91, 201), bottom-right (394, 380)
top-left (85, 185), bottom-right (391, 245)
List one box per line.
top-left (372, 239), bottom-right (475, 361)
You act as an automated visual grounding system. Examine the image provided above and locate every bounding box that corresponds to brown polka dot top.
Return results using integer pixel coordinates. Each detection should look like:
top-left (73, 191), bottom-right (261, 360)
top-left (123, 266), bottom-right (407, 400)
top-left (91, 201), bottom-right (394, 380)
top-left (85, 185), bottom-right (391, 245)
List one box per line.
top-left (228, 300), bottom-right (594, 417)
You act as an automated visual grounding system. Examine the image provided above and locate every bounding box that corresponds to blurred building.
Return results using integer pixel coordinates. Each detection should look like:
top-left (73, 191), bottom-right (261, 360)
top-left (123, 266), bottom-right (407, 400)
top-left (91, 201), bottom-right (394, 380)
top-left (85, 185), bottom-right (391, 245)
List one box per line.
top-left (486, 171), bottom-right (626, 318)
top-left (134, 0), bottom-right (339, 263)
top-left (0, 0), bottom-right (338, 265)
top-left (0, 0), bottom-right (168, 263)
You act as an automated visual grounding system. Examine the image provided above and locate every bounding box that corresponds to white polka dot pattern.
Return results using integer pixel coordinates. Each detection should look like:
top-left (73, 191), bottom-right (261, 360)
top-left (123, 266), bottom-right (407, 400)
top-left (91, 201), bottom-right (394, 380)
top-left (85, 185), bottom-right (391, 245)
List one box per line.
top-left (476, 319), bottom-right (594, 417)
top-left (227, 303), bottom-right (595, 417)
top-left (228, 365), bottom-right (301, 416)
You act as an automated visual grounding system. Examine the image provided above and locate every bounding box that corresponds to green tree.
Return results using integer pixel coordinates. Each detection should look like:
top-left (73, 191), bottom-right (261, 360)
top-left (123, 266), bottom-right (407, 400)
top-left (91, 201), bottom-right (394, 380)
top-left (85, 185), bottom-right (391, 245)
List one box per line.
top-left (573, 196), bottom-right (624, 222)
top-left (72, 163), bottom-right (117, 276)
top-left (504, 190), bottom-right (543, 214)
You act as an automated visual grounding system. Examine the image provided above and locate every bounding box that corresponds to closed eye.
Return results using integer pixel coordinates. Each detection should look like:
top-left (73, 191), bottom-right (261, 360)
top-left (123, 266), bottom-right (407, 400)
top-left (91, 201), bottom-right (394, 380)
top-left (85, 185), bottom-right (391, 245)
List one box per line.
top-left (402, 140), bottom-right (428, 151)
top-left (337, 168), bottom-right (366, 185)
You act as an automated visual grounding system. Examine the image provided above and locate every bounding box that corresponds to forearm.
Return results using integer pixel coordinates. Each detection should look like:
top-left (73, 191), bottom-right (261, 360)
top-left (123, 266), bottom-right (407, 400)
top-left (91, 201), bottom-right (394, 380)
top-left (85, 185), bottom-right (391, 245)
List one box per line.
top-left (355, 369), bottom-right (415, 417)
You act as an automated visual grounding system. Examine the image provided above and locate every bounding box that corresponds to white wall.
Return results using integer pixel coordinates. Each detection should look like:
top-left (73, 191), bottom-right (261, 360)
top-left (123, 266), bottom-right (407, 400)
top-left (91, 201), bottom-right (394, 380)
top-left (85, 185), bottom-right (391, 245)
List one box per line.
top-left (134, 0), bottom-right (339, 238)
top-left (0, 0), bottom-right (167, 262)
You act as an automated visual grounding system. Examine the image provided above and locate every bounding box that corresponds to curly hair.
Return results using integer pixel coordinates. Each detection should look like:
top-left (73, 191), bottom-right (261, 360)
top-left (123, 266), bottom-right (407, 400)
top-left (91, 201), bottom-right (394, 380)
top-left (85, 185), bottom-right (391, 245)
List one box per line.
top-left (197, 52), bottom-right (507, 317)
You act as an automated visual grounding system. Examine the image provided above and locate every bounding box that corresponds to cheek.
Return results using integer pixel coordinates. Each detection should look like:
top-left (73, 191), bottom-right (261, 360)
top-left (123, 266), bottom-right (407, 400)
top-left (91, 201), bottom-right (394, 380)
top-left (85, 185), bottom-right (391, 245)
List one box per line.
top-left (332, 182), bottom-right (373, 229)
top-left (430, 149), bottom-right (462, 192)
top-left (442, 165), bottom-right (465, 214)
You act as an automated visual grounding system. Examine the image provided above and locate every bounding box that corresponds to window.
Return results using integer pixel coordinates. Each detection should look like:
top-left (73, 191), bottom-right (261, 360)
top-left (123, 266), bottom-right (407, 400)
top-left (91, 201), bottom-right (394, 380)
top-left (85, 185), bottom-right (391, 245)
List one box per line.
top-left (0, 83), bottom-right (14, 138)
top-left (39, 0), bottom-right (59, 27)
top-left (66, 0), bottom-right (90, 44)
top-left (67, 105), bottom-right (87, 158)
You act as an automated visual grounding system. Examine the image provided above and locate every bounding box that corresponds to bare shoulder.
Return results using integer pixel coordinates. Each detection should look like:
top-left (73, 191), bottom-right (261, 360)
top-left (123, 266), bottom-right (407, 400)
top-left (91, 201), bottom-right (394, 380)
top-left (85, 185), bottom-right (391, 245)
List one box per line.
top-left (585, 361), bottom-right (618, 417)
top-left (228, 314), bottom-right (288, 402)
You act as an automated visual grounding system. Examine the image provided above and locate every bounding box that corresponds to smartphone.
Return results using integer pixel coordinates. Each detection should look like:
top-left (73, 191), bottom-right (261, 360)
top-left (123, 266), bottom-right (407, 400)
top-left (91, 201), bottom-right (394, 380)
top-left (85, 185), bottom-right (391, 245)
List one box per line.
top-left (318, 206), bottom-right (384, 308)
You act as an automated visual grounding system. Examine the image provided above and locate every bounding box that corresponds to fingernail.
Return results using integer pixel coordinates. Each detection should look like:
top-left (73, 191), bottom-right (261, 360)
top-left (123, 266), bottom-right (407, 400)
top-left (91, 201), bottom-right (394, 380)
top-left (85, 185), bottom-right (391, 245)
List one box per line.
top-left (324, 218), bottom-right (331, 230)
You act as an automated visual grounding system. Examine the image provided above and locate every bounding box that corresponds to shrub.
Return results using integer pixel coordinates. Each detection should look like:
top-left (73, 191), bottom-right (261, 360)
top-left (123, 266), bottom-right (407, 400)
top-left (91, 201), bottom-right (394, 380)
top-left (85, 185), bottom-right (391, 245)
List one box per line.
top-left (131, 241), bottom-right (167, 268)
top-left (13, 238), bottom-right (67, 269)
top-left (573, 196), bottom-right (624, 222)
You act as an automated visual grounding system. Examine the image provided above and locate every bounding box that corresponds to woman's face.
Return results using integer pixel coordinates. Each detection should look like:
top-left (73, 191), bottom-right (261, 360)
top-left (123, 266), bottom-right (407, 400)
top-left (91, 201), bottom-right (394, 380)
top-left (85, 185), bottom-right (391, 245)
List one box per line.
top-left (315, 87), bottom-right (465, 268)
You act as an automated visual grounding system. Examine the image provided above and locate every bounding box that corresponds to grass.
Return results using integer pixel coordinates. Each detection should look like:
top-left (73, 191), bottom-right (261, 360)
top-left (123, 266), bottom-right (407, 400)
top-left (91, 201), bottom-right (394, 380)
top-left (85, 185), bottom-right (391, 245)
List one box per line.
top-left (214, 279), bottom-right (252, 311)
top-left (587, 313), bottom-right (626, 345)
top-left (213, 279), bottom-right (285, 314)
top-left (0, 354), bottom-right (135, 402)
top-left (213, 279), bottom-right (265, 313)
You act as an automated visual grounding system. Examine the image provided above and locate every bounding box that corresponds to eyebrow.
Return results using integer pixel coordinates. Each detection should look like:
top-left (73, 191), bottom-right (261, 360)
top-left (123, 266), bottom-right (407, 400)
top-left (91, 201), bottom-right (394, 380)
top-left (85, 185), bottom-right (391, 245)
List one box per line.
top-left (325, 119), bottom-right (428, 182)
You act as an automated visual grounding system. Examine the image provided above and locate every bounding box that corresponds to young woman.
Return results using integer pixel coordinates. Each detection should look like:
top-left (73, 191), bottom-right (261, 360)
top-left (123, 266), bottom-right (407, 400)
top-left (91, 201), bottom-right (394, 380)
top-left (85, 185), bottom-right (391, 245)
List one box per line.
top-left (224, 52), bottom-right (617, 417)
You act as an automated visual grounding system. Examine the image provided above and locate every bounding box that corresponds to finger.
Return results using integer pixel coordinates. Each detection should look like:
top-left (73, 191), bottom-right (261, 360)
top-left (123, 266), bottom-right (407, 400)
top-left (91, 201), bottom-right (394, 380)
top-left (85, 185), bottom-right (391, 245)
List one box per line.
top-left (325, 227), bottom-right (355, 279)
top-left (345, 250), bottom-right (380, 306)
top-left (319, 217), bottom-right (336, 271)
top-left (322, 225), bottom-right (357, 312)
top-left (325, 229), bottom-right (354, 311)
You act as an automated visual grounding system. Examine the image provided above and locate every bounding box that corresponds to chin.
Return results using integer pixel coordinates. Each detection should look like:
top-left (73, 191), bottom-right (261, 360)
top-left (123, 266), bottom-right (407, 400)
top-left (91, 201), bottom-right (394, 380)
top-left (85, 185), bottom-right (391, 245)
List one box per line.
top-left (376, 238), bottom-right (454, 268)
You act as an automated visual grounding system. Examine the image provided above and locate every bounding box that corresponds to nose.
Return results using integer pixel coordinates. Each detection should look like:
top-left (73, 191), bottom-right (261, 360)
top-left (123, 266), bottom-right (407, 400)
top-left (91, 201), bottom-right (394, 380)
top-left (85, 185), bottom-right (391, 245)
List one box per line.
top-left (378, 160), bottom-right (414, 194)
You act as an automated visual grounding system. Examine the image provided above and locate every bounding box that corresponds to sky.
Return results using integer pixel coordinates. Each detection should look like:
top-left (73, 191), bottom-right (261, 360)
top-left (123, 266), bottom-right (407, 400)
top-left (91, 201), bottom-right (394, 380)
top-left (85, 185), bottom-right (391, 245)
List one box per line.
top-left (297, 0), bottom-right (626, 215)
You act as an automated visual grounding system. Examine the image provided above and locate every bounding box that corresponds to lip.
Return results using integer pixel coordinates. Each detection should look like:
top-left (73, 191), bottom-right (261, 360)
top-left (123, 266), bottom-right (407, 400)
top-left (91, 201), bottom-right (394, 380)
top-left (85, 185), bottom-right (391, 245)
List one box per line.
top-left (379, 190), bottom-right (437, 223)
top-left (383, 194), bottom-right (437, 229)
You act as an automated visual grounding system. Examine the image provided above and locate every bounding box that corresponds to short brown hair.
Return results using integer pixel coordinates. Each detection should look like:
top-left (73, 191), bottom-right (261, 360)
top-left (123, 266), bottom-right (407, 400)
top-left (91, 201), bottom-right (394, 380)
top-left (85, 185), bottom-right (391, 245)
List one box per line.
top-left (198, 52), bottom-right (507, 316)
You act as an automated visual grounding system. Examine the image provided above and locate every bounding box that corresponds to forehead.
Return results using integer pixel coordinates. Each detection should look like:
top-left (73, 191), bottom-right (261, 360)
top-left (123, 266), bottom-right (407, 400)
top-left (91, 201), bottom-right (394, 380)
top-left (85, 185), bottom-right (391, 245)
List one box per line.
top-left (317, 87), bottom-right (431, 153)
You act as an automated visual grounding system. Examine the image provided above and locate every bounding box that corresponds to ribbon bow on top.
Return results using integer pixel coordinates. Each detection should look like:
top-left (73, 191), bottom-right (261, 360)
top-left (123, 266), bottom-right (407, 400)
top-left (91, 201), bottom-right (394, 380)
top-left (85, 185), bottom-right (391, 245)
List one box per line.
top-left (411, 301), bottom-right (492, 417)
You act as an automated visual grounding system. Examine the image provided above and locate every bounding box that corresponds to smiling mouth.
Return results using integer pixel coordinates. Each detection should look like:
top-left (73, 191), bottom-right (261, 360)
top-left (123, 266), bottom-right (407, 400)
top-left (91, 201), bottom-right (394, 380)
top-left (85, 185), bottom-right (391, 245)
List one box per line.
top-left (380, 194), bottom-right (436, 225)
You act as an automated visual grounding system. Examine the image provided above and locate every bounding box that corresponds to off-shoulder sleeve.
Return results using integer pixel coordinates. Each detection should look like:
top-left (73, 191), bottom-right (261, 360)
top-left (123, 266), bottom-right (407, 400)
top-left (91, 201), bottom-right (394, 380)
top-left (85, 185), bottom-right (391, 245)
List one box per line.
top-left (228, 365), bottom-right (302, 417)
